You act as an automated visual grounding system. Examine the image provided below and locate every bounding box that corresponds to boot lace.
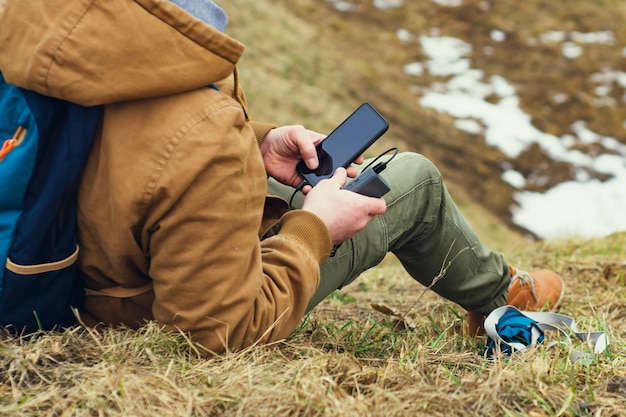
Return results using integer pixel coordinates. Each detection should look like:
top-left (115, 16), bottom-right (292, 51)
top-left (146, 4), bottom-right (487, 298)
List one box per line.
top-left (512, 268), bottom-right (538, 302)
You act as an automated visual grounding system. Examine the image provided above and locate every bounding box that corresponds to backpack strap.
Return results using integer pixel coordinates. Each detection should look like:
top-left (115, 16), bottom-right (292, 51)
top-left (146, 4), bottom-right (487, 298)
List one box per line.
top-left (522, 309), bottom-right (609, 362)
top-left (84, 282), bottom-right (154, 298)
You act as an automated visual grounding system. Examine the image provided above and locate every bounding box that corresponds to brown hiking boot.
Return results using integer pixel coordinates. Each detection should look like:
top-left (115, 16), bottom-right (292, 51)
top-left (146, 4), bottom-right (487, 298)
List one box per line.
top-left (466, 311), bottom-right (488, 336)
top-left (506, 266), bottom-right (564, 311)
top-left (466, 266), bottom-right (564, 336)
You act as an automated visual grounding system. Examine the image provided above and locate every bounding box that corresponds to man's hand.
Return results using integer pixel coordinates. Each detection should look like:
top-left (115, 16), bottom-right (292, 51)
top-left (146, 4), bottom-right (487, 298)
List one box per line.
top-left (260, 125), bottom-right (324, 188)
top-left (302, 168), bottom-right (387, 245)
top-left (260, 125), bottom-right (363, 191)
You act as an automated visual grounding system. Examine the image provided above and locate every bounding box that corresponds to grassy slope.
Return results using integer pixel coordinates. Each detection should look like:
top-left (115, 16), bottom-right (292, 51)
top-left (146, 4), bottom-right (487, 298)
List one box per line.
top-left (228, 0), bottom-right (626, 244)
top-left (1, 1), bottom-right (625, 416)
top-left (225, 0), bottom-right (529, 250)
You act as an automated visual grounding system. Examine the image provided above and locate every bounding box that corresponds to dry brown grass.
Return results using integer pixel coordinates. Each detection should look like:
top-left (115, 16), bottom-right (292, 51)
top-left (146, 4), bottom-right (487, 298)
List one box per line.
top-left (3, 1), bottom-right (626, 416)
top-left (1, 234), bottom-right (625, 416)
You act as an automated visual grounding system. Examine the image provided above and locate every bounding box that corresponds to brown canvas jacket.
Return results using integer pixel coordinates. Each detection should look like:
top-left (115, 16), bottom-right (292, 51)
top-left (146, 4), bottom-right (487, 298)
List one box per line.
top-left (0, 0), bottom-right (332, 352)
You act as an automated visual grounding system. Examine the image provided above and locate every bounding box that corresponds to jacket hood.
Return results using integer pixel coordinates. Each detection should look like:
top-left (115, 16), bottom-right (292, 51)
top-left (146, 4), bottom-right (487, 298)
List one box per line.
top-left (0, 0), bottom-right (244, 106)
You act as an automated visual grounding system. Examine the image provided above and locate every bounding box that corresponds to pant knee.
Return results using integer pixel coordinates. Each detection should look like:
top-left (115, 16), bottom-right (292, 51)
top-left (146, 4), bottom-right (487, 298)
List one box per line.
top-left (381, 152), bottom-right (444, 204)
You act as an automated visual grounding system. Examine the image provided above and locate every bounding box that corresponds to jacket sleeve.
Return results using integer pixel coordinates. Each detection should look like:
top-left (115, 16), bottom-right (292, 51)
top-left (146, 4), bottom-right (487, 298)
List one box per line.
top-left (144, 97), bottom-right (332, 353)
top-left (249, 120), bottom-right (277, 145)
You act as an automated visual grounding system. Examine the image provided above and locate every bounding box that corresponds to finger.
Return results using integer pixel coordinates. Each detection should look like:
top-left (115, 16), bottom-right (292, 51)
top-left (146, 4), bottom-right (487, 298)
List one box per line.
top-left (309, 131), bottom-right (326, 146)
top-left (346, 166), bottom-right (359, 178)
top-left (369, 197), bottom-right (387, 215)
top-left (330, 167), bottom-right (348, 187)
top-left (298, 133), bottom-right (320, 169)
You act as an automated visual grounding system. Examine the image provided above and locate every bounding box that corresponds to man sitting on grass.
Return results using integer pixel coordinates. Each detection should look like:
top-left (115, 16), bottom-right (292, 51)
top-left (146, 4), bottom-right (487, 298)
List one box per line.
top-left (0, 0), bottom-right (563, 352)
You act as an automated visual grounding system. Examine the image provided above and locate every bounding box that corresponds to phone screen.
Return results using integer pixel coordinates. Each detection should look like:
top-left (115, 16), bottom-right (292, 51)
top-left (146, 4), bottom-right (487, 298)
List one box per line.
top-left (297, 103), bottom-right (389, 186)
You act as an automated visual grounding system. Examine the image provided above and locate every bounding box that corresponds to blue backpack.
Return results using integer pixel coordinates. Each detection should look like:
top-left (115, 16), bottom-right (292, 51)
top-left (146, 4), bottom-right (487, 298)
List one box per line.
top-left (0, 73), bottom-right (102, 333)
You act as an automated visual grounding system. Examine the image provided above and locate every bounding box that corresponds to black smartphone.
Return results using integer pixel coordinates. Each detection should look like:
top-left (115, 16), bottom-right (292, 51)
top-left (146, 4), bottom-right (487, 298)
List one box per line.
top-left (296, 102), bottom-right (389, 187)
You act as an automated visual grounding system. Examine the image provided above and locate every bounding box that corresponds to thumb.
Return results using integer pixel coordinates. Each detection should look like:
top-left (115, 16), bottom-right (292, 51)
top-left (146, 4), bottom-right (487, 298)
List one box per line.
top-left (330, 167), bottom-right (348, 187)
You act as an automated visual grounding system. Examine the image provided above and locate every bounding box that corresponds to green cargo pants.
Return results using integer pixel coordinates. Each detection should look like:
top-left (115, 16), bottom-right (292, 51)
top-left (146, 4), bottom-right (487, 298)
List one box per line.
top-left (267, 152), bottom-right (510, 315)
